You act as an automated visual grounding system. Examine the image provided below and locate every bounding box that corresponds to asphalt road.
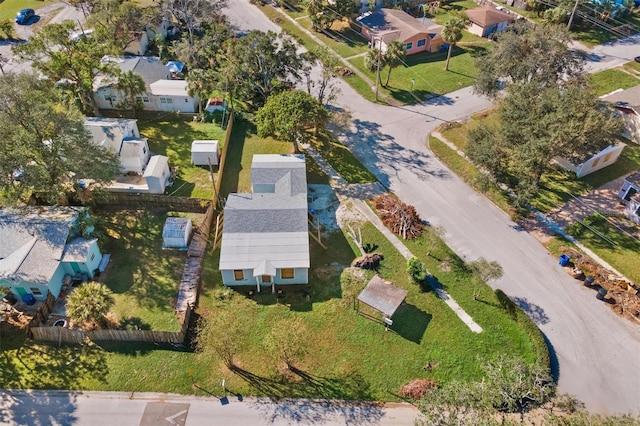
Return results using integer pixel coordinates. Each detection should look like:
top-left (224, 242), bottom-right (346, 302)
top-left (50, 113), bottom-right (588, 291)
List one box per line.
top-left (224, 0), bottom-right (640, 415)
top-left (0, 391), bottom-right (419, 426)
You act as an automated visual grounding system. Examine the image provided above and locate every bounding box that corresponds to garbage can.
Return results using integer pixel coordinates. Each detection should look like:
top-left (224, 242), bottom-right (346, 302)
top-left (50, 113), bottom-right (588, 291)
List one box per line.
top-left (559, 254), bottom-right (570, 267)
top-left (22, 293), bottom-right (36, 305)
top-left (584, 276), bottom-right (595, 287)
top-left (596, 287), bottom-right (608, 300)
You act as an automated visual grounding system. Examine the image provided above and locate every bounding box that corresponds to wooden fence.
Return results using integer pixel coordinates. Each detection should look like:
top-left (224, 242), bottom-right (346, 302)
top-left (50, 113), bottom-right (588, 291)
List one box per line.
top-left (26, 293), bottom-right (56, 338)
top-left (93, 192), bottom-right (210, 213)
top-left (29, 113), bottom-right (234, 345)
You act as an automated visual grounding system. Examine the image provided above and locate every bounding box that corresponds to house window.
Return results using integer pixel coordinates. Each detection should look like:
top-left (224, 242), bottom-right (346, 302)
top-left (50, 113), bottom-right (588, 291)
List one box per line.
top-left (30, 287), bottom-right (42, 296)
top-left (405, 41), bottom-right (413, 50)
top-left (166, 98), bottom-right (173, 104)
top-left (143, 97), bottom-right (149, 103)
top-left (262, 275), bottom-right (272, 283)
top-left (143, 146), bottom-right (147, 154)
top-left (185, 98), bottom-right (189, 103)
top-left (160, 98), bottom-right (167, 104)
top-left (604, 153), bottom-right (613, 163)
top-left (90, 253), bottom-right (95, 262)
top-left (281, 268), bottom-right (294, 279)
top-left (592, 158), bottom-right (600, 167)
top-left (233, 270), bottom-right (244, 280)
top-left (417, 39), bottom-right (426, 47)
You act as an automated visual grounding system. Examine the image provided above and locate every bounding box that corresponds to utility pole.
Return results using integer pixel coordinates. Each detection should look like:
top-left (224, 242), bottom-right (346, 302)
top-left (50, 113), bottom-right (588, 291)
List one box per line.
top-left (567, 0), bottom-right (580, 30)
top-left (375, 37), bottom-right (381, 101)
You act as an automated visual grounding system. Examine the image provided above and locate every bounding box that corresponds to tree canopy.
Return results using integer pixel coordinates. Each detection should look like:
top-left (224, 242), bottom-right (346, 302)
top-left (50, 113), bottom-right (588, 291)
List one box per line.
top-left (474, 22), bottom-right (584, 98)
top-left (0, 73), bottom-right (120, 205)
top-left (164, 0), bottom-right (228, 46)
top-left (66, 281), bottom-right (115, 330)
top-left (441, 13), bottom-right (469, 71)
top-left (255, 90), bottom-right (329, 152)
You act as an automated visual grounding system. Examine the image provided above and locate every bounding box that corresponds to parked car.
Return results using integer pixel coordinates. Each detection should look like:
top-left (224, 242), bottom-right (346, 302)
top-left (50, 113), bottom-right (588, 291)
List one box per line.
top-left (15, 8), bottom-right (35, 25)
top-left (635, 56), bottom-right (640, 63)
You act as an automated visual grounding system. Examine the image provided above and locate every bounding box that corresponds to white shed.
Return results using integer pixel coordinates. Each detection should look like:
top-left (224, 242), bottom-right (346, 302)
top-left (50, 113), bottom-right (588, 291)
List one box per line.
top-left (143, 155), bottom-right (170, 194)
top-left (191, 140), bottom-right (220, 166)
top-left (162, 217), bottom-right (192, 249)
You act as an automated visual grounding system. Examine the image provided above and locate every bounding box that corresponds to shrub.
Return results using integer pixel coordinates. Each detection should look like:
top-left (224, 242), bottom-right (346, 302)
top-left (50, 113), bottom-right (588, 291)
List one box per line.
top-left (407, 257), bottom-right (427, 284)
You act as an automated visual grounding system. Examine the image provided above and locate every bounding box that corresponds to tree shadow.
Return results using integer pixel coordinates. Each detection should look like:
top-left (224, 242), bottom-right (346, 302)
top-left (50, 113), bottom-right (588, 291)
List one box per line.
top-left (119, 316), bottom-right (152, 330)
top-left (511, 297), bottom-right (550, 325)
top-left (541, 331), bottom-right (560, 384)
top-left (390, 303), bottom-right (431, 343)
top-left (0, 390), bottom-right (79, 426)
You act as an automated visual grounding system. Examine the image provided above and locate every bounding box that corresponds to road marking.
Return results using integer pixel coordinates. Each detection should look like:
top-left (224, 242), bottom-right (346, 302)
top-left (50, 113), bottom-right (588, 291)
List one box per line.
top-left (166, 409), bottom-right (188, 425)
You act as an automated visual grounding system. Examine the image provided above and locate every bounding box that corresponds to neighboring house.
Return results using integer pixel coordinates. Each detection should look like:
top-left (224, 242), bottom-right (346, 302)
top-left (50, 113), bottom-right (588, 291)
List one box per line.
top-left (149, 80), bottom-right (198, 113)
top-left (601, 85), bottom-right (640, 144)
top-left (219, 154), bottom-right (310, 292)
top-left (162, 217), bottom-right (192, 249)
top-left (83, 118), bottom-right (170, 194)
top-left (464, 6), bottom-right (516, 37)
top-left (618, 172), bottom-right (640, 225)
top-left (554, 143), bottom-right (626, 178)
top-left (357, 9), bottom-right (443, 55)
top-left (84, 117), bottom-right (150, 174)
top-left (125, 14), bottom-right (172, 56)
top-left (93, 56), bottom-right (197, 113)
top-left (0, 207), bottom-right (103, 302)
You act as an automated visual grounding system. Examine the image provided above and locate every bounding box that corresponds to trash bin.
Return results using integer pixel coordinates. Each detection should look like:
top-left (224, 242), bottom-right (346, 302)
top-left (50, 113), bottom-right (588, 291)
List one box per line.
top-left (584, 276), bottom-right (595, 287)
top-left (22, 294), bottom-right (36, 305)
top-left (596, 287), bottom-right (607, 300)
top-left (559, 254), bottom-right (570, 267)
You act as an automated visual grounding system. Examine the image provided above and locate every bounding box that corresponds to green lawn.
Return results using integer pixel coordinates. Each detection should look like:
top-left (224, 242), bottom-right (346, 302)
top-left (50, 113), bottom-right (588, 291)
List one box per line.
top-left (589, 68), bottom-right (640, 96)
top-left (571, 11), bottom-right (640, 48)
top-left (98, 209), bottom-right (187, 332)
top-left (350, 44), bottom-right (488, 104)
top-left (311, 130), bottom-right (378, 184)
top-left (566, 214), bottom-right (640, 283)
top-left (137, 116), bottom-right (227, 199)
top-left (0, 0), bottom-right (54, 20)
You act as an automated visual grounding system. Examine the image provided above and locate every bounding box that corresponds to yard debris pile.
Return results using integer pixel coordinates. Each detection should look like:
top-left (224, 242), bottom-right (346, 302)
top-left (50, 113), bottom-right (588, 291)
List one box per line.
top-left (372, 194), bottom-right (423, 240)
top-left (351, 253), bottom-right (384, 269)
top-left (400, 379), bottom-right (438, 400)
top-left (562, 247), bottom-right (640, 324)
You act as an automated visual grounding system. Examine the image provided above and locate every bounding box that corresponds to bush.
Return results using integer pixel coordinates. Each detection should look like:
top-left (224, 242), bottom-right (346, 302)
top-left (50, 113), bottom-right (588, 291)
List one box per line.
top-left (407, 257), bottom-right (427, 284)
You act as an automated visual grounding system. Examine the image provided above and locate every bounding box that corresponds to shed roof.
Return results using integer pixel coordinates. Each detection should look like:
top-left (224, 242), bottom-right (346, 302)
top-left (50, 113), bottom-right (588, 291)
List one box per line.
top-left (191, 140), bottom-right (219, 152)
top-left (143, 155), bottom-right (169, 178)
top-left (357, 9), bottom-right (442, 42)
top-left (149, 79), bottom-right (189, 97)
top-left (357, 274), bottom-right (408, 317)
top-left (464, 6), bottom-right (515, 27)
top-left (625, 172), bottom-right (640, 186)
top-left (163, 217), bottom-right (191, 237)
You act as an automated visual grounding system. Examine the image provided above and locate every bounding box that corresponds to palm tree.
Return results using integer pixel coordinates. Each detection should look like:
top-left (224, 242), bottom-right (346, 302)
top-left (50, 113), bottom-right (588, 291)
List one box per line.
top-left (186, 68), bottom-right (208, 116)
top-left (364, 47), bottom-right (385, 87)
top-left (66, 281), bottom-right (114, 330)
top-left (383, 40), bottom-right (405, 87)
top-left (116, 70), bottom-right (145, 117)
top-left (441, 14), bottom-right (469, 71)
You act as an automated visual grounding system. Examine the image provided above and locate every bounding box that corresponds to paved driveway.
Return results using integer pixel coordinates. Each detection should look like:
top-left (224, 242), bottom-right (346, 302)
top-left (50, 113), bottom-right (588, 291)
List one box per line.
top-left (224, 0), bottom-right (640, 415)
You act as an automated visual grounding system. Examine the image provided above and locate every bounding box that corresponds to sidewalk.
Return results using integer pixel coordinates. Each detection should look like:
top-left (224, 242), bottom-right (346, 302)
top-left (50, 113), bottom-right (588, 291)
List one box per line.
top-left (303, 143), bottom-right (483, 333)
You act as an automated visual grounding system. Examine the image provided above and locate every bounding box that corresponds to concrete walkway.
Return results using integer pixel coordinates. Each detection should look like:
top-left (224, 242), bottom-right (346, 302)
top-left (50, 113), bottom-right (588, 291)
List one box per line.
top-left (303, 143), bottom-right (482, 333)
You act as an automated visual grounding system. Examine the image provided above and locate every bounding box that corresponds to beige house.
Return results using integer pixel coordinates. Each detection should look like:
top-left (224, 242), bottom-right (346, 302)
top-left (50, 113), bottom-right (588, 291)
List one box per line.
top-left (464, 6), bottom-right (515, 38)
top-left (601, 85), bottom-right (640, 145)
top-left (357, 9), bottom-right (443, 55)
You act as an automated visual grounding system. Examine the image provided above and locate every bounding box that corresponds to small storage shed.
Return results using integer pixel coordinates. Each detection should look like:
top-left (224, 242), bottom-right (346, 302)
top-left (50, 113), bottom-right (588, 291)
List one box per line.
top-left (191, 140), bottom-right (220, 166)
top-left (357, 274), bottom-right (408, 318)
top-left (143, 155), bottom-right (170, 194)
top-left (162, 217), bottom-right (193, 249)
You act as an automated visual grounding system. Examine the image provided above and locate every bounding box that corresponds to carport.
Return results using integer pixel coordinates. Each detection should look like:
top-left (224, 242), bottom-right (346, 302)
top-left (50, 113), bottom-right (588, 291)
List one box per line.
top-left (356, 275), bottom-right (408, 322)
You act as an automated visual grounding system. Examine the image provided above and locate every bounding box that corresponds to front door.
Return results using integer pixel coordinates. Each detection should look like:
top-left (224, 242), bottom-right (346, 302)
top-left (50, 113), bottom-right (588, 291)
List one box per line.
top-left (70, 262), bottom-right (82, 274)
top-left (261, 275), bottom-right (272, 284)
top-left (15, 287), bottom-right (27, 298)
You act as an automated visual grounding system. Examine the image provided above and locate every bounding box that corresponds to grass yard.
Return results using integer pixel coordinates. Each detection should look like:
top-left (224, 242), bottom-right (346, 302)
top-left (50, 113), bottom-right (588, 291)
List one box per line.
top-left (571, 12), bottom-right (640, 48)
top-left (311, 130), bottom-right (378, 184)
top-left (0, 0), bottom-right (54, 20)
top-left (566, 214), bottom-right (640, 283)
top-left (589, 68), bottom-right (640, 96)
top-left (98, 209), bottom-right (187, 332)
top-left (137, 116), bottom-right (227, 199)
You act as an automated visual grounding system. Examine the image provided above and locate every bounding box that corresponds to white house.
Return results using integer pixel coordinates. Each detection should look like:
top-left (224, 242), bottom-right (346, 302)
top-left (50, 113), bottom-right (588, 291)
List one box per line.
top-left (0, 207), bottom-right (103, 302)
top-left (162, 217), bottom-right (193, 249)
top-left (555, 143), bottom-right (626, 178)
top-left (618, 172), bottom-right (640, 225)
top-left (143, 155), bottom-right (171, 194)
top-left (84, 118), bottom-right (150, 174)
top-left (601, 85), bottom-right (640, 145)
top-left (93, 56), bottom-right (197, 113)
top-left (219, 154), bottom-right (310, 292)
top-left (191, 140), bottom-right (220, 166)
top-left (149, 80), bottom-right (198, 113)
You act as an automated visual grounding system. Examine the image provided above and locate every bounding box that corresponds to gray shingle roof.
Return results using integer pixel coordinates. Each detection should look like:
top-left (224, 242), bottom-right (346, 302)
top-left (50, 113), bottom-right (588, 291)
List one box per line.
top-left (61, 238), bottom-right (97, 262)
top-left (357, 9), bottom-right (442, 42)
top-left (357, 274), bottom-right (408, 317)
top-left (0, 207), bottom-right (83, 285)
